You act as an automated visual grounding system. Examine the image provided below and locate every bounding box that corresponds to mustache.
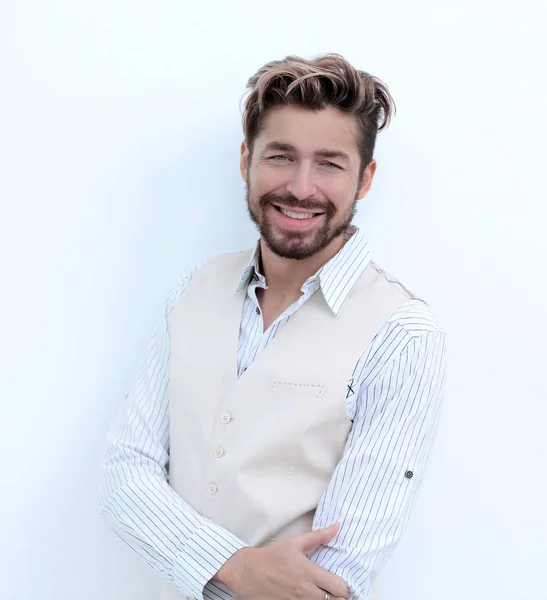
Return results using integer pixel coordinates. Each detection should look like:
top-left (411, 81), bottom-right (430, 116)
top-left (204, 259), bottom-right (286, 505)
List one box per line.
top-left (259, 192), bottom-right (333, 214)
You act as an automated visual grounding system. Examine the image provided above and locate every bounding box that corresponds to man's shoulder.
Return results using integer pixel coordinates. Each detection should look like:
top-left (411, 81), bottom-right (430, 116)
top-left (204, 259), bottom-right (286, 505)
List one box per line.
top-left (198, 249), bottom-right (253, 272)
top-left (165, 249), bottom-right (252, 314)
top-left (387, 298), bottom-right (445, 338)
top-left (368, 261), bottom-right (445, 338)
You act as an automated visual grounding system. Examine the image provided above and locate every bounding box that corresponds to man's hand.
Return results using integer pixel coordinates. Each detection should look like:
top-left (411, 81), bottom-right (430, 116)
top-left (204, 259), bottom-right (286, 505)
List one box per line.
top-left (214, 522), bottom-right (349, 600)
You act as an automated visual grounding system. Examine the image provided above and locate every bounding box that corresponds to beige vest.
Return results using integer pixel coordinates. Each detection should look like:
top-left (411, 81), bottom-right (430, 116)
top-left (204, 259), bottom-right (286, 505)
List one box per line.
top-left (162, 250), bottom-right (408, 600)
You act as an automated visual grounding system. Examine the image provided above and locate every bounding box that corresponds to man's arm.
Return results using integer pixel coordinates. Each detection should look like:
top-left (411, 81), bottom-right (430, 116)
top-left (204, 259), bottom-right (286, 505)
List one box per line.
top-left (308, 307), bottom-right (447, 599)
top-left (99, 265), bottom-right (248, 599)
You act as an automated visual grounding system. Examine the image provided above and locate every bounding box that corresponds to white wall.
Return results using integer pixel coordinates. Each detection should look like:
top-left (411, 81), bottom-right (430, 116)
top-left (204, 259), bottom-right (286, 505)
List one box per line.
top-left (1, 1), bottom-right (545, 599)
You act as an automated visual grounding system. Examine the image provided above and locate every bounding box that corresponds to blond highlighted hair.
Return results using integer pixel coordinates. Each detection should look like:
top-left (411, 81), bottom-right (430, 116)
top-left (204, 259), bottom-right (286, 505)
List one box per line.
top-left (241, 53), bottom-right (395, 178)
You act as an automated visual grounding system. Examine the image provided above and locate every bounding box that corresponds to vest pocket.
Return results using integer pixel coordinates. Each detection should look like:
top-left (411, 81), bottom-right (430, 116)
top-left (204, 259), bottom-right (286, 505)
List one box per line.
top-left (268, 377), bottom-right (327, 398)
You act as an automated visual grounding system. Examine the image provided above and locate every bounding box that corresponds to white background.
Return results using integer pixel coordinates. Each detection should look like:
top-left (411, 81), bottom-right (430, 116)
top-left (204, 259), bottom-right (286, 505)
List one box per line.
top-left (1, 1), bottom-right (546, 599)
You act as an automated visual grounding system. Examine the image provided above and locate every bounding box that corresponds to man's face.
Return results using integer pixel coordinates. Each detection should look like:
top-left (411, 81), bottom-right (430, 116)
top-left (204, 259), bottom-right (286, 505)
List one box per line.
top-left (241, 105), bottom-right (375, 260)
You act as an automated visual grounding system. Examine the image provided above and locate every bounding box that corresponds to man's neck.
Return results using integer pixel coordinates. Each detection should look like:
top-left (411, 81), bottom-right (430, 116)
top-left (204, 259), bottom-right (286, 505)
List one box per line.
top-left (259, 233), bottom-right (349, 296)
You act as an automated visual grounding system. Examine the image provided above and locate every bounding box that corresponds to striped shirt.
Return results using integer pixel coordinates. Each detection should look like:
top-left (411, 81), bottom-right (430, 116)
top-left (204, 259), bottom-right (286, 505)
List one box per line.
top-left (100, 227), bottom-right (447, 600)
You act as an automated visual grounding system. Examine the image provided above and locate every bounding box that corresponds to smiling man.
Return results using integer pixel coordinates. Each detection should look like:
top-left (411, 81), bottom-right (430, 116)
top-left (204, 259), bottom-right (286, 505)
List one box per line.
top-left (100, 53), bottom-right (447, 600)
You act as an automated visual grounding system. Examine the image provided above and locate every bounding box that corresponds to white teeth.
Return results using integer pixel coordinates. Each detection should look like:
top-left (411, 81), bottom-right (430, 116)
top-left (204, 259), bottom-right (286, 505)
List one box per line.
top-left (279, 207), bottom-right (316, 220)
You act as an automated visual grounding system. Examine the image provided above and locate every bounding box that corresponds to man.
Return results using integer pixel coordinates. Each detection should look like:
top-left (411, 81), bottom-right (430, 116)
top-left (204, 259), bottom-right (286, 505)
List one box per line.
top-left (100, 53), bottom-right (447, 600)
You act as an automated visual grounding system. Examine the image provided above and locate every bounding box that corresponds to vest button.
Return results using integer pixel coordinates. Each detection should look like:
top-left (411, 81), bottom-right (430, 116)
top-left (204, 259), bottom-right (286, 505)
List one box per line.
top-left (220, 412), bottom-right (232, 424)
top-left (208, 483), bottom-right (218, 495)
top-left (213, 445), bottom-right (225, 458)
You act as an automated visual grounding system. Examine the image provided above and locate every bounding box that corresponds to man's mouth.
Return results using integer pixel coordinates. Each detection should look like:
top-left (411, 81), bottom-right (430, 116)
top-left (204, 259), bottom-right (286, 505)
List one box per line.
top-left (272, 204), bottom-right (324, 220)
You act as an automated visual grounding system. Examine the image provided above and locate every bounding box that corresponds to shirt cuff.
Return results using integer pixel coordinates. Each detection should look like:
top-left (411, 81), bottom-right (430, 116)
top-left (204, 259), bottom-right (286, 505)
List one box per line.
top-left (175, 519), bottom-right (248, 599)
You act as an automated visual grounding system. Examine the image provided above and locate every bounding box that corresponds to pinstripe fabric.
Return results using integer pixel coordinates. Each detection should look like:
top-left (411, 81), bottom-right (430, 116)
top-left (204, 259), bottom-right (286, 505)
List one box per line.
top-left (100, 227), bottom-right (447, 600)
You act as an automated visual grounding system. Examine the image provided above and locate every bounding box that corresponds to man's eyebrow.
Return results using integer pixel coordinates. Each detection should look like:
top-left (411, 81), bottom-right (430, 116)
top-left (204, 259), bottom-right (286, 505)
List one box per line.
top-left (263, 141), bottom-right (351, 162)
top-left (314, 149), bottom-right (351, 162)
top-left (263, 141), bottom-right (296, 153)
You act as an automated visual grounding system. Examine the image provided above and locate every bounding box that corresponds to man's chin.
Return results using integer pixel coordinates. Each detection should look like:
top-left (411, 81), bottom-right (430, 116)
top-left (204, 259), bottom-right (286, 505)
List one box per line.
top-left (263, 233), bottom-right (323, 261)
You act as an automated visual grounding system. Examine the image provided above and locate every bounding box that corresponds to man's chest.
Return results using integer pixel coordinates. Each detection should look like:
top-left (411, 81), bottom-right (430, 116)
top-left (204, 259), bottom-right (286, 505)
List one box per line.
top-left (236, 295), bottom-right (358, 413)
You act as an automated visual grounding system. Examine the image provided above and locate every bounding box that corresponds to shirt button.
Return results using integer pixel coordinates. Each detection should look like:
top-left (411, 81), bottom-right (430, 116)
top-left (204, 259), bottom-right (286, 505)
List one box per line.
top-left (255, 307), bottom-right (260, 315)
top-left (405, 470), bottom-right (414, 479)
top-left (220, 412), bottom-right (232, 424)
top-left (208, 483), bottom-right (218, 495)
top-left (213, 445), bottom-right (225, 458)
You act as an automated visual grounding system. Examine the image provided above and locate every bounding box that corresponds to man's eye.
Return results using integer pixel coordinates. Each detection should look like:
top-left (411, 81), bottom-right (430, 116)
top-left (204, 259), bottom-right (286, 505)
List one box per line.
top-left (268, 156), bottom-right (340, 169)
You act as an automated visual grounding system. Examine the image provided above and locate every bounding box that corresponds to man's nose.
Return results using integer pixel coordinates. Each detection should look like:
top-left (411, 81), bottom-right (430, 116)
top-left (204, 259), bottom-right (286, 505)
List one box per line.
top-left (286, 163), bottom-right (317, 200)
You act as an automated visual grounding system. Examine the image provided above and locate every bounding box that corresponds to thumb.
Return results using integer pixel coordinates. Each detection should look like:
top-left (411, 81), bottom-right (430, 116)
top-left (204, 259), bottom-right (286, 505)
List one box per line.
top-left (296, 522), bottom-right (341, 554)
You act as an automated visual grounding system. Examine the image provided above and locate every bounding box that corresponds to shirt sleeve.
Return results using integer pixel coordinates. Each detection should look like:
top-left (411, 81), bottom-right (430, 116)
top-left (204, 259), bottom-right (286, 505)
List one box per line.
top-left (99, 265), bottom-right (248, 599)
top-left (307, 326), bottom-right (447, 600)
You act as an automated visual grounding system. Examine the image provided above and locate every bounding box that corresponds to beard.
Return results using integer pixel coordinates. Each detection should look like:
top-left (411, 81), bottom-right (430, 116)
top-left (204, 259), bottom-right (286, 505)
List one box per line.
top-left (245, 183), bottom-right (358, 260)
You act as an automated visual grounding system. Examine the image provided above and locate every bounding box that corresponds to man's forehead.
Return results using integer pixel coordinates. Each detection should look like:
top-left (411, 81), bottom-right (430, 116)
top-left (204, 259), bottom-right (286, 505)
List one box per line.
top-left (257, 106), bottom-right (359, 154)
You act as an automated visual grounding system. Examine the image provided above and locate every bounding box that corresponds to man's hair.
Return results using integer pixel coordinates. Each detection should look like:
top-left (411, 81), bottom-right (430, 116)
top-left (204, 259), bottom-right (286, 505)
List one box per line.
top-left (241, 53), bottom-right (395, 179)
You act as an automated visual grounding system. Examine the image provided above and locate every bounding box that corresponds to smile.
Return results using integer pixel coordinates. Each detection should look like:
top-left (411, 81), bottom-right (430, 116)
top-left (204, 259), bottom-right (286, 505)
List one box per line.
top-left (273, 204), bottom-right (324, 220)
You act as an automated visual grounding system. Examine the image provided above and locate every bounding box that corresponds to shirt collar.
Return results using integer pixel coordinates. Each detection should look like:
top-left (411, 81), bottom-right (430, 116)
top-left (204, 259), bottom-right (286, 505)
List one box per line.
top-left (234, 245), bottom-right (263, 294)
top-left (233, 225), bottom-right (371, 316)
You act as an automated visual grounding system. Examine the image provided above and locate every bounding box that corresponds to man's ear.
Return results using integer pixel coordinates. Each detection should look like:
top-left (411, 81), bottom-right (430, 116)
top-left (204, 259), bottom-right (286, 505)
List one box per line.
top-left (356, 159), bottom-right (377, 200)
top-left (240, 140), bottom-right (250, 181)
